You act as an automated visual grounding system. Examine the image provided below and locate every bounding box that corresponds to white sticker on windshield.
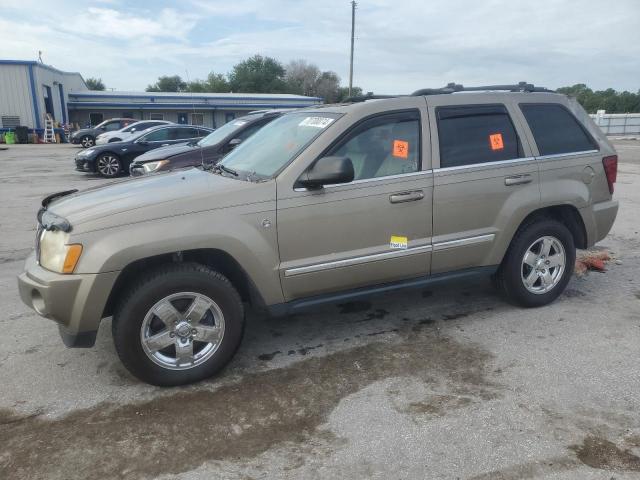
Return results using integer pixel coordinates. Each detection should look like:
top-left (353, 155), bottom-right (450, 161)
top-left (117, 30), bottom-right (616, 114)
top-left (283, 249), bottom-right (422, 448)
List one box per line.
top-left (299, 117), bottom-right (334, 128)
top-left (233, 121), bottom-right (247, 126)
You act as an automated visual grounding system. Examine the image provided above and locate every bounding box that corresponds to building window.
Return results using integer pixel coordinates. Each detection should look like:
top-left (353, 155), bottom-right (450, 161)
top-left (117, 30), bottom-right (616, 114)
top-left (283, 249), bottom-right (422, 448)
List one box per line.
top-left (122, 112), bottom-right (134, 119)
top-left (149, 113), bottom-right (164, 120)
top-left (1, 116), bottom-right (20, 128)
top-left (89, 113), bottom-right (104, 126)
top-left (191, 113), bottom-right (204, 126)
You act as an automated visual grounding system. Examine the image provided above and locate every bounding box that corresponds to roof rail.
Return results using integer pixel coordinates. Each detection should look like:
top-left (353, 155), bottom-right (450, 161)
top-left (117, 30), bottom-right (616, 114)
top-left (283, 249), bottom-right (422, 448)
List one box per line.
top-left (411, 81), bottom-right (554, 96)
top-left (342, 94), bottom-right (403, 103)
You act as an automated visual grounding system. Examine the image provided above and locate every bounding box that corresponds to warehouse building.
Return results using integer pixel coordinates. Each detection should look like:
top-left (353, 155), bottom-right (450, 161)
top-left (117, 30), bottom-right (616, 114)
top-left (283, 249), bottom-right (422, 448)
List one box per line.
top-left (0, 60), bottom-right (87, 131)
top-left (0, 59), bottom-right (322, 135)
top-left (67, 90), bottom-right (321, 129)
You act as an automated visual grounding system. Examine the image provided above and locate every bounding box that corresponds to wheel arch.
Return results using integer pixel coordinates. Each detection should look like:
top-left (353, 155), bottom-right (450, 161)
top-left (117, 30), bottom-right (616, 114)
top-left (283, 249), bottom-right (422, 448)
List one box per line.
top-left (102, 248), bottom-right (263, 319)
top-left (499, 204), bottom-right (587, 266)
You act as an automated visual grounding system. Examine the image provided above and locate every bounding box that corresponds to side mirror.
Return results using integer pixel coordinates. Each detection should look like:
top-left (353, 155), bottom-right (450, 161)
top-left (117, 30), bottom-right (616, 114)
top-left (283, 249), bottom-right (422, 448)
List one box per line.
top-left (296, 156), bottom-right (354, 189)
top-left (228, 138), bottom-right (242, 149)
top-left (136, 139), bottom-right (149, 146)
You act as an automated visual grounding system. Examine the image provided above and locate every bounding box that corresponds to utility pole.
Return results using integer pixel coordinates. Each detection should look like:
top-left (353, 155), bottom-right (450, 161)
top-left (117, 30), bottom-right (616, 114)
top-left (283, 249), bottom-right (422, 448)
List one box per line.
top-left (348, 1), bottom-right (357, 97)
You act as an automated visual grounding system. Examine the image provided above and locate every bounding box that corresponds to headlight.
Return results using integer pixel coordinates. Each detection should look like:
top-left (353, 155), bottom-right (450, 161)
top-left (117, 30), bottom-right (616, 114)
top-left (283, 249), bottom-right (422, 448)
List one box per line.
top-left (142, 160), bottom-right (170, 173)
top-left (39, 230), bottom-right (83, 274)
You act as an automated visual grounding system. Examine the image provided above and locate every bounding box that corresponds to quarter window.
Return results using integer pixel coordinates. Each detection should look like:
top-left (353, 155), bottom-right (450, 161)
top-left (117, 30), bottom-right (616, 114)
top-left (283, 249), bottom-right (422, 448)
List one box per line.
top-left (520, 104), bottom-right (596, 156)
top-left (328, 111), bottom-right (420, 181)
top-left (437, 105), bottom-right (522, 168)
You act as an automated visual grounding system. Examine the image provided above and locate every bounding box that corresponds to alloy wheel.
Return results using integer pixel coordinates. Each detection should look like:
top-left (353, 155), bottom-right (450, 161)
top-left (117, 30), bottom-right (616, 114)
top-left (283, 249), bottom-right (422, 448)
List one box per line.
top-left (521, 235), bottom-right (566, 294)
top-left (97, 155), bottom-right (120, 177)
top-left (140, 292), bottom-right (226, 370)
top-left (81, 136), bottom-right (94, 147)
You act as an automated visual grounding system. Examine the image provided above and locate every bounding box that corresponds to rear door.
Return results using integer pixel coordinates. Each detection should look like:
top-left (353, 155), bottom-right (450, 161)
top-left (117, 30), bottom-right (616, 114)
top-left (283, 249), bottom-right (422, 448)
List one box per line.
top-left (276, 108), bottom-right (434, 301)
top-left (515, 101), bottom-right (604, 210)
top-left (427, 96), bottom-right (539, 274)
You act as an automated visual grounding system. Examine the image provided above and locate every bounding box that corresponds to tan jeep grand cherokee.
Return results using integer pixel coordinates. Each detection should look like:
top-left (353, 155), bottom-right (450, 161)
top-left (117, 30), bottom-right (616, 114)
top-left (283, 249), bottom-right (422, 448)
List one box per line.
top-left (18, 83), bottom-right (619, 386)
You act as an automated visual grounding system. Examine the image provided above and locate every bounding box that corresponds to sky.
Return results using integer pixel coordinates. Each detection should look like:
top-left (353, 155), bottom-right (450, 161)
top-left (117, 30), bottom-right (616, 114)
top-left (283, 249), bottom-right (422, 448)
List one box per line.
top-left (0, 0), bottom-right (638, 94)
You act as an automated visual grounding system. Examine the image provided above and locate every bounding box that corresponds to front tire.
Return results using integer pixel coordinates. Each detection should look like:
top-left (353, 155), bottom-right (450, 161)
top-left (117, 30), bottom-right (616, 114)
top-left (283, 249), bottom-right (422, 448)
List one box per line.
top-left (495, 218), bottom-right (575, 308)
top-left (80, 135), bottom-right (94, 148)
top-left (112, 263), bottom-right (244, 386)
top-left (96, 153), bottom-right (122, 177)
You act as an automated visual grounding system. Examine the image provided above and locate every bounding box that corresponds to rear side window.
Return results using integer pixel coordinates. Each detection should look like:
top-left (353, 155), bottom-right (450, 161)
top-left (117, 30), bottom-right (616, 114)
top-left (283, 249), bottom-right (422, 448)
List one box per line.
top-left (520, 104), bottom-right (596, 156)
top-left (436, 105), bottom-right (522, 168)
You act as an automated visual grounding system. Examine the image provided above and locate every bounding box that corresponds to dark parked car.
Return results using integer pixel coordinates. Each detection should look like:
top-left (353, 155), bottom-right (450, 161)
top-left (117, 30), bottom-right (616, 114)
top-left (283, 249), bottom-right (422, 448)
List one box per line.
top-left (75, 125), bottom-right (213, 177)
top-left (70, 118), bottom-right (135, 148)
top-left (129, 111), bottom-right (283, 176)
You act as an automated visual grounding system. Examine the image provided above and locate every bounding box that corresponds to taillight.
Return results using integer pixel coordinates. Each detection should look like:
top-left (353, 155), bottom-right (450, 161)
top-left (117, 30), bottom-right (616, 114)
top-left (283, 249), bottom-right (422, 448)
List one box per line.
top-left (602, 155), bottom-right (617, 194)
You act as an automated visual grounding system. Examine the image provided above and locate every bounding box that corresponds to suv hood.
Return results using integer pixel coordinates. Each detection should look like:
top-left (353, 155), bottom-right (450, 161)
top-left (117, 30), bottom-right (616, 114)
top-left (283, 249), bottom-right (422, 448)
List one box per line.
top-left (46, 168), bottom-right (263, 233)
top-left (134, 143), bottom-right (200, 163)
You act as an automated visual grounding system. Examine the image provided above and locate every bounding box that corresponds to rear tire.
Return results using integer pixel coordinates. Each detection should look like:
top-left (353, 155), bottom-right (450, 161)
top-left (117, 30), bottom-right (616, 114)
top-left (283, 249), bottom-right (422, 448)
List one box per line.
top-left (495, 218), bottom-right (575, 308)
top-left (80, 135), bottom-right (94, 148)
top-left (112, 263), bottom-right (245, 386)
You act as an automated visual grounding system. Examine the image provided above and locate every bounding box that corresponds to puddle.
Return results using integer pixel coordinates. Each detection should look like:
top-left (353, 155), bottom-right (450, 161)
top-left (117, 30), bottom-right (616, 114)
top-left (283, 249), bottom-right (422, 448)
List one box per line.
top-left (0, 329), bottom-right (494, 480)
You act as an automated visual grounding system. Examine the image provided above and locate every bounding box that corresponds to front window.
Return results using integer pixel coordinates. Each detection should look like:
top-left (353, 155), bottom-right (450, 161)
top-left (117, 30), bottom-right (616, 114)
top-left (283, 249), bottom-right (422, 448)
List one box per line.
top-left (218, 112), bottom-right (340, 179)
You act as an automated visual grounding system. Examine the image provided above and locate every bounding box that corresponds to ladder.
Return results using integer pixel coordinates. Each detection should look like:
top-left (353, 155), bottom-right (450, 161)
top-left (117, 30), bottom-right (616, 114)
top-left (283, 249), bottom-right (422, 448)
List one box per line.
top-left (43, 114), bottom-right (56, 143)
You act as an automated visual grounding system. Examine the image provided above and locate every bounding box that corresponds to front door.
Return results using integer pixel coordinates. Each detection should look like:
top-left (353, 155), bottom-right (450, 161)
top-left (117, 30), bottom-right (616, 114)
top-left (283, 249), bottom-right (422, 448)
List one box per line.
top-left (427, 98), bottom-right (540, 274)
top-left (276, 109), bottom-right (433, 301)
top-left (177, 113), bottom-right (188, 124)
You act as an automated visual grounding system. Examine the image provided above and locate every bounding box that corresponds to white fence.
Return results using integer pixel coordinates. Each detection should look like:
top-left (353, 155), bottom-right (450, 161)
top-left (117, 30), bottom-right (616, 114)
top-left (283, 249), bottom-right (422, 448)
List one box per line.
top-left (590, 111), bottom-right (640, 136)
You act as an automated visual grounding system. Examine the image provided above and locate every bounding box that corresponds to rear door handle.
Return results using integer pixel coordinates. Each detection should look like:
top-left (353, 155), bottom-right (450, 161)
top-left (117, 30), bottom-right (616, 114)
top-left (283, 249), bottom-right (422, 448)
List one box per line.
top-left (389, 190), bottom-right (424, 204)
top-left (504, 174), bottom-right (532, 186)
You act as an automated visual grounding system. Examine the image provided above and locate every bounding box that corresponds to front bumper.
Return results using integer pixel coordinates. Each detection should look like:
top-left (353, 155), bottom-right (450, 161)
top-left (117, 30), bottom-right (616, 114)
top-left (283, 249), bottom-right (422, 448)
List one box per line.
top-left (75, 155), bottom-right (94, 172)
top-left (17, 253), bottom-right (119, 347)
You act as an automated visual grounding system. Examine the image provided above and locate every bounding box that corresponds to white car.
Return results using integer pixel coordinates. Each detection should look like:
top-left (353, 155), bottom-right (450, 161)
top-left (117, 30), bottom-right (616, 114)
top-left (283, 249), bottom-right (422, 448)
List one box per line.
top-left (95, 120), bottom-right (172, 145)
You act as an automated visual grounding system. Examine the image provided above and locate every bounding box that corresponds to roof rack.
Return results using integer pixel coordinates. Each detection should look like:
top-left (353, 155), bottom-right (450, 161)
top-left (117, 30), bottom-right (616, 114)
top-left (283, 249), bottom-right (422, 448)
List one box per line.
top-left (411, 81), bottom-right (554, 96)
top-left (342, 94), bottom-right (403, 103)
top-left (343, 82), bottom-right (554, 103)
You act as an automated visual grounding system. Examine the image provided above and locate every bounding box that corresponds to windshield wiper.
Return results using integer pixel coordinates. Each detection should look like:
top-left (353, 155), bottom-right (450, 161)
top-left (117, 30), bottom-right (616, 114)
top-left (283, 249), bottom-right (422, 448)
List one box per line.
top-left (213, 164), bottom-right (238, 176)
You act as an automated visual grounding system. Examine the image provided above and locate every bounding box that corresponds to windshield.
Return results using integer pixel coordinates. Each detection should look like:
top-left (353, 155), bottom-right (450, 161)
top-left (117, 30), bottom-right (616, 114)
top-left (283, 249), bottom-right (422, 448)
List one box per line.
top-left (218, 112), bottom-right (340, 179)
top-left (197, 118), bottom-right (254, 147)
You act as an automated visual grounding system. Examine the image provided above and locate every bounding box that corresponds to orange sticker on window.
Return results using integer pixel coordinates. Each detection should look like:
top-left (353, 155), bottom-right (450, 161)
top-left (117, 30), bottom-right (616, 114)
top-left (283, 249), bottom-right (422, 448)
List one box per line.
top-left (489, 133), bottom-right (504, 151)
top-left (392, 139), bottom-right (409, 158)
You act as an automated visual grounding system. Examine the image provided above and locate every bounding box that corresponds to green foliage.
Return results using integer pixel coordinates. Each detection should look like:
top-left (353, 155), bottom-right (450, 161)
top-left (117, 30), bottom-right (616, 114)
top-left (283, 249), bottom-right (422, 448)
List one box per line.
top-left (146, 75), bottom-right (187, 92)
top-left (556, 84), bottom-right (640, 113)
top-left (186, 73), bottom-right (230, 93)
top-left (228, 55), bottom-right (287, 93)
top-left (145, 55), bottom-right (364, 102)
top-left (85, 77), bottom-right (105, 91)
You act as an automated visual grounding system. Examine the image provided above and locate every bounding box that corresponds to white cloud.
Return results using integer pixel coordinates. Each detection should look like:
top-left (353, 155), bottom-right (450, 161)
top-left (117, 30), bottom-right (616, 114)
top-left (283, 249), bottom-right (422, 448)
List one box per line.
top-left (0, 0), bottom-right (638, 92)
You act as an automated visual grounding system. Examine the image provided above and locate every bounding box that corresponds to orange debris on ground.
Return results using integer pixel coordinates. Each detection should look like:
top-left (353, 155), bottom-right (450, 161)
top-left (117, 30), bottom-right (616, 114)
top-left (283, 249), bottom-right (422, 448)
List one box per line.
top-left (575, 250), bottom-right (611, 275)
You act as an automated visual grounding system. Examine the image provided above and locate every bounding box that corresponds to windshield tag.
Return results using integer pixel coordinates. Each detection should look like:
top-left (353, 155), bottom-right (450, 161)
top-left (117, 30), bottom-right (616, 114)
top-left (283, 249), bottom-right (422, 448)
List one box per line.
top-left (299, 117), bottom-right (334, 128)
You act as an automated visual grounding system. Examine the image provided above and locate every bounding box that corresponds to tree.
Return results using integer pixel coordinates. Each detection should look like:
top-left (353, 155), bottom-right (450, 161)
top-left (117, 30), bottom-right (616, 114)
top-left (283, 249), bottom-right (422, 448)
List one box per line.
top-left (314, 71), bottom-right (342, 103)
top-left (228, 55), bottom-right (287, 93)
top-left (556, 84), bottom-right (640, 113)
top-left (85, 77), bottom-right (105, 91)
top-left (337, 86), bottom-right (363, 101)
top-left (186, 72), bottom-right (230, 93)
top-left (285, 59), bottom-right (320, 96)
top-left (146, 75), bottom-right (187, 92)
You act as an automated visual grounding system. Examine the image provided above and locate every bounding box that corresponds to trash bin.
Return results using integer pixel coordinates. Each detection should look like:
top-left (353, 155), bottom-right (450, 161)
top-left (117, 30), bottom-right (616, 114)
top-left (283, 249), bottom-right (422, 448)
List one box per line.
top-left (4, 131), bottom-right (16, 144)
top-left (15, 126), bottom-right (29, 144)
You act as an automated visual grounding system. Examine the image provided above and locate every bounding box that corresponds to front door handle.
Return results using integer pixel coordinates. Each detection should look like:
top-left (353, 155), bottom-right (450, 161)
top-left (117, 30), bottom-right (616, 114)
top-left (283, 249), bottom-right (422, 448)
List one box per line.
top-left (504, 174), bottom-right (532, 186)
top-left (389, 190), bottom-right (424, 204)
